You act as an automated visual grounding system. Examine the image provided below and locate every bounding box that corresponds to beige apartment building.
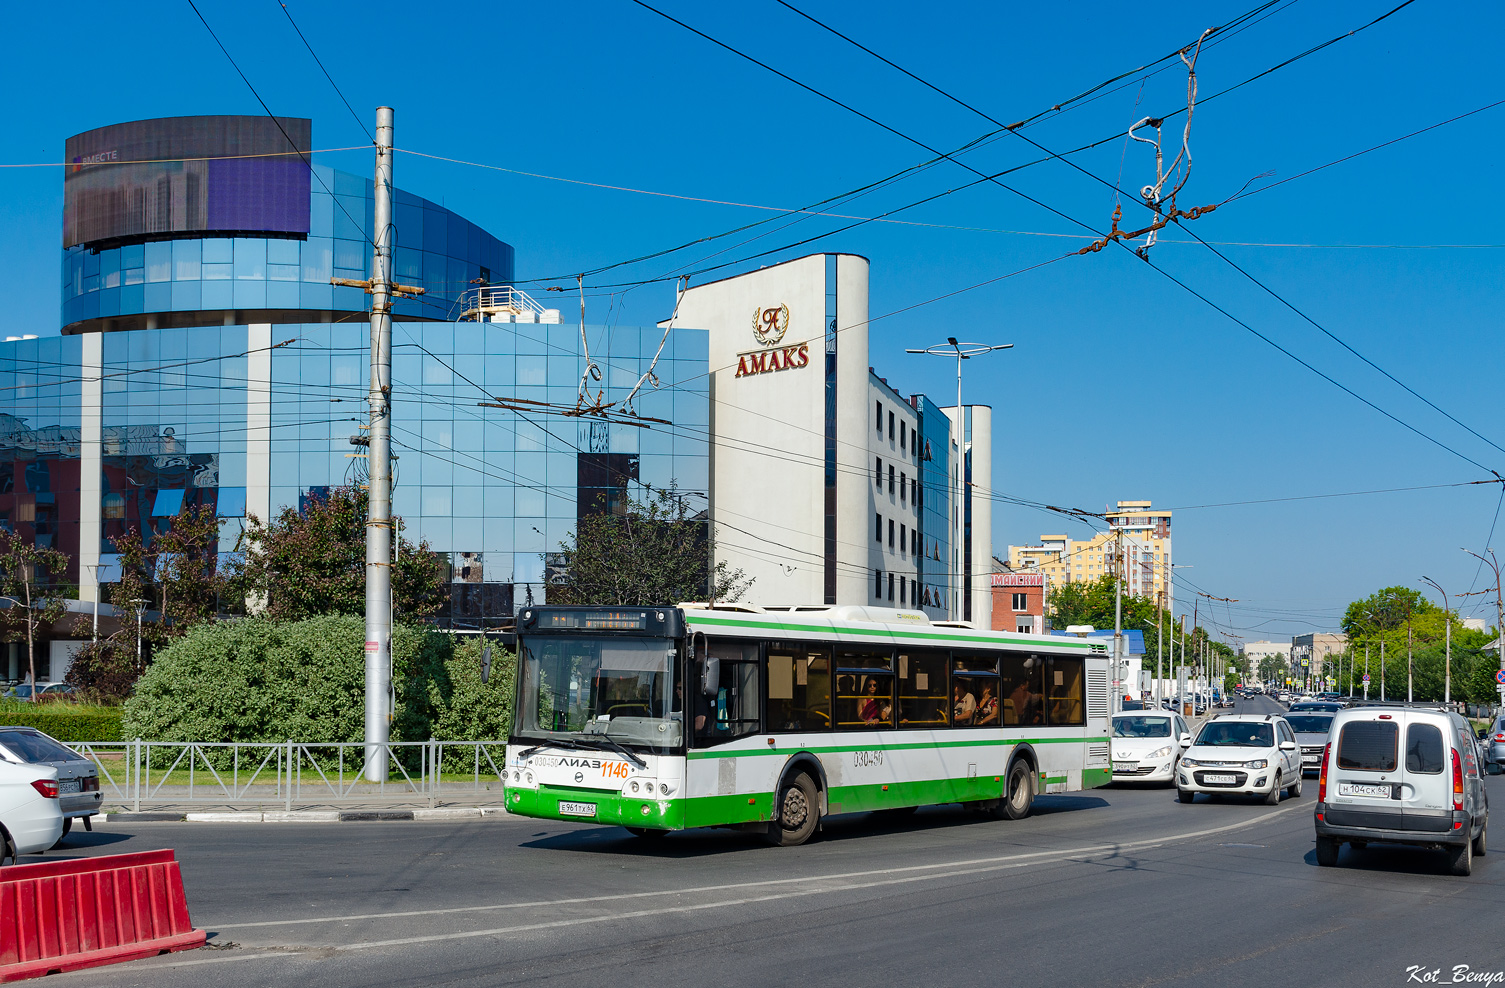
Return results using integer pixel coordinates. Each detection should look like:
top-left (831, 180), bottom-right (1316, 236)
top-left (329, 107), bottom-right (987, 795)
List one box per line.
top-left (1008, 500), bottom-right (1173, 610)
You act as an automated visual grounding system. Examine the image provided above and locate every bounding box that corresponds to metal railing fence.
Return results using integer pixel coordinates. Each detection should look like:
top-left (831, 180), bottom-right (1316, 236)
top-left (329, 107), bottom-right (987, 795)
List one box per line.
top-left (67, 740), bottom-right (508, 811)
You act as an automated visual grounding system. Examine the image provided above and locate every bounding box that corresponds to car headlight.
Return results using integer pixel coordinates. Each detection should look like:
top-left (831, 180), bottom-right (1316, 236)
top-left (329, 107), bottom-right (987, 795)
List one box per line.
top-left (1246, 759), bottom-right (1268, 770)
top-left (1181, 756), bottom-right (1200, 767)
top-left (1148, 746), bottom-right (1173, 760)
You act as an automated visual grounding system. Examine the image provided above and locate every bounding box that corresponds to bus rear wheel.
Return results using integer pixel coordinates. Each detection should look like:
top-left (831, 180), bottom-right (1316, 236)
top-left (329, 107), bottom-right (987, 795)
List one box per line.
top-left (770, 772), bottom-right (819, 846)
top-left (998, 760), bottom-right (1034, 820)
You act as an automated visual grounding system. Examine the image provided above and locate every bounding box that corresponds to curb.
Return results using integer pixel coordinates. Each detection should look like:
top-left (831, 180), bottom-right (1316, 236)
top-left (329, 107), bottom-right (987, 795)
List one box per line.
top-left (100, 808), bottom-right (510, 824)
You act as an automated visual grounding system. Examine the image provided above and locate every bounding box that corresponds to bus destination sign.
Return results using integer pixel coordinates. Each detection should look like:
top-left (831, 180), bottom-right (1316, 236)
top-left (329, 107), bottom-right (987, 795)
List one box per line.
top-left (539, 610), bottom-right (649, 631)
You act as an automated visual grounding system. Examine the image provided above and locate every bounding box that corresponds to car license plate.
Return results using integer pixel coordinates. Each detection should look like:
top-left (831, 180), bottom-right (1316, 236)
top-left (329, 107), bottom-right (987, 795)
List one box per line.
top-left (1113, 761), bottom-right (1136, 772)
top-left (1302, 755), bottom-right (1320, 763)
top-left (558, 801), bottom-right (597, 817)
top-left (57, 778), bottom-right (81, 794)
top-left (1339, 782), bottom-right (1392, 798)
top-left (1203, 773), bottom-right (1236, 784)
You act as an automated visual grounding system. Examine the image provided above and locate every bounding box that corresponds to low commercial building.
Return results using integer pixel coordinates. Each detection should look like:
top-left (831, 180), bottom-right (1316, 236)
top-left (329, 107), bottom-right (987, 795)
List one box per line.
top-left (992, 570), bottom-right (1044, 634)
top-left (1291, 633), bottom-right (1347, 684)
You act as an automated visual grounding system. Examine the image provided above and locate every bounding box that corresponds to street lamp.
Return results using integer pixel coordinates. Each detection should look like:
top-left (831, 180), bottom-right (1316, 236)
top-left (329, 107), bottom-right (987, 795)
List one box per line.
top-left (905, 338), bottom-right (1012, 624)
top-left (128, 598), bottom-right (147, 673)
top-left (1462, 547), bottom-right (1505, 710)
top-left (1421, 576), bottom-right (1452, 705)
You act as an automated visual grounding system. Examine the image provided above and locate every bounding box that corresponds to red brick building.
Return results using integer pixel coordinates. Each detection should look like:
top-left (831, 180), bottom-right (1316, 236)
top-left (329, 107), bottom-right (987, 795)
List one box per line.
top-left (991, 572), bottom-right (1044, 634)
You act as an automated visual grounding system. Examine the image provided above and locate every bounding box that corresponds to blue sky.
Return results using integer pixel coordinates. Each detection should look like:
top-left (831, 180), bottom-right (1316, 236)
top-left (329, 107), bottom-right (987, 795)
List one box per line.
top-left (3, 1), bottom-right (1503, 640)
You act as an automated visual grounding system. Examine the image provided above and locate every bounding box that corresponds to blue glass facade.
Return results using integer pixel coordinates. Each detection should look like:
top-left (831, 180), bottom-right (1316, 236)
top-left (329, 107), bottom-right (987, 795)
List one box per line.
top-left (62, 165), bottom-right (513, 333)
top-left (0, 321), bottom-right (708, 628)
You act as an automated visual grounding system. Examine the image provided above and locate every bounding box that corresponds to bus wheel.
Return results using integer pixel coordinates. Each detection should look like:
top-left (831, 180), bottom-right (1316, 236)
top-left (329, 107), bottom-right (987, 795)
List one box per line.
top-left (998, 761), bottom-right (1034, 820)
top-left (770, 772), bottom-right (819, 846)
top-left (625, 827), bottom-right (667, 839)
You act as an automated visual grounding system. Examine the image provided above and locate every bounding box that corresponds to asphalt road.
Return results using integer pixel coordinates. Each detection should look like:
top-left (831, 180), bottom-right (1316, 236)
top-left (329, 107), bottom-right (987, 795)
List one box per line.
top-left (36, 695), bottom-right (1505, 987)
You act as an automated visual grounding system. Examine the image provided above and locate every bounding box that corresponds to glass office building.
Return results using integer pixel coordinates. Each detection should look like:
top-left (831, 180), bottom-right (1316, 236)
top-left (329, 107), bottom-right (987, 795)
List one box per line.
top-left (0, 115), bottom-right (708, 668)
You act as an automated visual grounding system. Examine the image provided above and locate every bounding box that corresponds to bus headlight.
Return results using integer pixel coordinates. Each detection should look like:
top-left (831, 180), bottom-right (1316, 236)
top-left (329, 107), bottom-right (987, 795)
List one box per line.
top-left (630, 781), bottom-right (639, 793)
top-left (660, 782), bottom-right (671, 795)
top-left (525, 771), bottom-right (534, 785)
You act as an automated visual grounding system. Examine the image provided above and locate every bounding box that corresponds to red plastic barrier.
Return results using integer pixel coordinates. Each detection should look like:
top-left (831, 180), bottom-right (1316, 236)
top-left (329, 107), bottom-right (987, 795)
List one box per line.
top-left (0, 849), bottom-right (205, 982)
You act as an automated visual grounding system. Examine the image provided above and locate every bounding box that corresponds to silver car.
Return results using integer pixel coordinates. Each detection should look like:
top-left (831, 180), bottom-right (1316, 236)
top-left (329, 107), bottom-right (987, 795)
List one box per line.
top-left (1283, 711), bottom-right (1335, 776)
top-left (1481, 716), bottom-right (1505, 775)
top-left (0, 727), bottom-right (102, 841)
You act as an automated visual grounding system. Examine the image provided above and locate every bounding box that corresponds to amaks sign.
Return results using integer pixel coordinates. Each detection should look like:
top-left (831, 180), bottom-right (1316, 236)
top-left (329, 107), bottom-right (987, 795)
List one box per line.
top-left (734, 343), bottom-right (810, 378)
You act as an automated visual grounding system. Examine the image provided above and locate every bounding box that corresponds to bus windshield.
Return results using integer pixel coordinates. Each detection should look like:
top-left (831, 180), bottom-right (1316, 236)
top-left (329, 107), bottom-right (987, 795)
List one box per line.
top-left (516, 636), bottom-right (681, 750)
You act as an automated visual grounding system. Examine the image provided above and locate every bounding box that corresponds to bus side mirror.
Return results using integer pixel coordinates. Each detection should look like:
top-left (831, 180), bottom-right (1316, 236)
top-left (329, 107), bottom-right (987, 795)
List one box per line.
top-left (692, 632), bottom-right (718, 696)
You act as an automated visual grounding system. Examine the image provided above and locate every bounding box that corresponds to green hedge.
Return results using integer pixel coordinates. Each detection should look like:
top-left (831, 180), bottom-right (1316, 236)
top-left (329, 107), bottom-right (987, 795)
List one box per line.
top-left (0, 704), bottom-right (124, 742)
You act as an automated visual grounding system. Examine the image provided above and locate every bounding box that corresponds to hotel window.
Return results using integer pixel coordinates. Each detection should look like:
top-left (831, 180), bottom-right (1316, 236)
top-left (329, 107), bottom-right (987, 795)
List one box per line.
top-left (875, 513), bottom-right (882, 543)
top-left (875, 569), bottom-right (883, 599)
top-left (888, 411), bottom-right (895, 441)
top-left (888, 518), bottom-right (895, 549)
top-left (911, 529), bottom-right (918, 555)
top-left (888, 572), bottom-right (895, 601)
top-left (888, 464), bottom-right (895, 495)
top-left (900, 421), bottom-right (907, 451)
top-left (900, 524), bottom-right (907, 556)
top-left (875, 456), bottom-right (882, 487)
top-left (900, 471), bottom-right (907, 504)
top-left (1012, 592), bottom-right (1027, 611)
top-left (876, 401), bottom-right (883, 432)
top-left (900, 576), bottom-right (907, 605)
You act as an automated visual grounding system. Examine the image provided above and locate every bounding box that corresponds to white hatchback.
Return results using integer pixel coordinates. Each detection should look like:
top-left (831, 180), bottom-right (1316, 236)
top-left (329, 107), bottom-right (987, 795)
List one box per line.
top-left (0, 758), bottom-right (64, 862)
top-left (1112, 712), bottom-right (1191, 785)
top-left (1177, 714), bottom-right (1303, 804)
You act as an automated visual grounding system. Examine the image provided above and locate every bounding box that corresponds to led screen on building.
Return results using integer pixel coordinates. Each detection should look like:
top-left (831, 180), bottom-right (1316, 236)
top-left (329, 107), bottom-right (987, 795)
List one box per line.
top-left (64, 116), bottom-right (312, 250)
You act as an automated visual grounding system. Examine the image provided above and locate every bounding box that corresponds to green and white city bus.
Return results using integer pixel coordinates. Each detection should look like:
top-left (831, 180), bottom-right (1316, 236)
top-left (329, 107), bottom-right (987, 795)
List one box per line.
top-left (504, 603), bottom-right (1112, 845)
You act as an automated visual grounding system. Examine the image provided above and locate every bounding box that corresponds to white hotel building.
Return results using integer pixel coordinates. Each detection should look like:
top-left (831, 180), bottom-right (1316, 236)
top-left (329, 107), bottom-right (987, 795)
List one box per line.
top-left (668, 253), bottom-right (994, 627)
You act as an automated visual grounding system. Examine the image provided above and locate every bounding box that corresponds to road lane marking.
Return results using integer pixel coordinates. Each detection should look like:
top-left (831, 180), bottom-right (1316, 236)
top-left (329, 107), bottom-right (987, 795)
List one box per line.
top-left (214, 802), bottom-right (1304, 933)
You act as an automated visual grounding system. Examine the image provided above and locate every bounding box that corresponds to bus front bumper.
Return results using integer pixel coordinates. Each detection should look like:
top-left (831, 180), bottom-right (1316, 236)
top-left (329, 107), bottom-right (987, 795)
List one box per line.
top-left (506, 785), bottom-right (687, 830)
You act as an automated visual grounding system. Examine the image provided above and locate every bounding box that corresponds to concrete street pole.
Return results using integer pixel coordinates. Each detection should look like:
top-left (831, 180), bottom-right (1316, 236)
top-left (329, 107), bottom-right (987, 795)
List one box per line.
top-left (1423, 576), bottom-right (1451, 707)
top-left (364, 107), bottom-right (395, 782)
top-left (1112, 530), bottom-right (1124, 714)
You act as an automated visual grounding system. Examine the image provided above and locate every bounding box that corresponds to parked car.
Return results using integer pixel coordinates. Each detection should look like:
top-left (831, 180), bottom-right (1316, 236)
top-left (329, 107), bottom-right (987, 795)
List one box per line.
top-left (0, 727), bottom-right (102, 841)
top-left (1112, 711), bottom-right (1192, 786)
top-left (0, 759), bottom-right (63, 862)
top-left (1284, 712), bottom-right (1336, 776)
top-left (3, 683), bottom-right (76, 703)
top-left (1176, 713), bottom-right (1303, 804)
top-left (1478, 715), bottom-right (1505, 776)
top-left (1314, 703), bottom-right (1489, 875)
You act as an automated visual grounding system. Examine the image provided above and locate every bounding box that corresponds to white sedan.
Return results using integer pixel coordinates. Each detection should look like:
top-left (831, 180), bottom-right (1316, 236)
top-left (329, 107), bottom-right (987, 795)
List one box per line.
top-left (1111, 712), bottom-right (1190, 785)
top-left (0, 759), bottom-right (63, 862)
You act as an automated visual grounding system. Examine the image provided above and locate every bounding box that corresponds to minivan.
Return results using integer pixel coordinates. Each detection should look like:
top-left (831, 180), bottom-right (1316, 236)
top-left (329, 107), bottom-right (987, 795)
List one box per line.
top-left (1313, 703), bottom-right (1489, 875)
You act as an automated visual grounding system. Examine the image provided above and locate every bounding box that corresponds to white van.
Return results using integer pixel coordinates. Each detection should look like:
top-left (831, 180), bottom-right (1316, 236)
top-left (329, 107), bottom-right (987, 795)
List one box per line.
top-left (1314, 703), bottom-right (1489, 876)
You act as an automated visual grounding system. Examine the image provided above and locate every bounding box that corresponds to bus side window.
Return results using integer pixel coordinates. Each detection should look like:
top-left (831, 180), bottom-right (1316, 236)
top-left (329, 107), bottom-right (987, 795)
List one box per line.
top-left (767, 648), bottom-right (830, 732)
top-left (835, 650), bottom-right (894, 729)
top-left (1046, 656), bottom-right (1085, 727)
top-left (897, 651), bottom-right (949, 728)
top-left (1000, 654), bottom-right (1045, 726)
top-left (697, 639), bottom-right (760, 746)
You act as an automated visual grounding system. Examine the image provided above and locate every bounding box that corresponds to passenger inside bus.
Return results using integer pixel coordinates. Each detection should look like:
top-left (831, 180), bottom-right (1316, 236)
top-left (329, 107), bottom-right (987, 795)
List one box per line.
top-left (953, 683), bottom-right (977, 725)
top-left (858, 677), bottom-right (891, 725)
top-left (974, 685), bottom-right (1000, 726)
top-left (1009, 678), bottom-right (1044, 726)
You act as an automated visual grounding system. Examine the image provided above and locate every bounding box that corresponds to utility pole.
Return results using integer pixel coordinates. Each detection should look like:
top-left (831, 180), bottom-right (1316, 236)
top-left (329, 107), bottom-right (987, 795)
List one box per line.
top-left (1380, 639), bottom-right (1386, 701)
top-left (1112, 529), bottom-right (1124, 713)
top-left (1156, 590), bottom-right (1164, 710)
top-left (364, 106), bottom-right (395, 783)
top-left (1364, 646), bottom-right (1370, 701)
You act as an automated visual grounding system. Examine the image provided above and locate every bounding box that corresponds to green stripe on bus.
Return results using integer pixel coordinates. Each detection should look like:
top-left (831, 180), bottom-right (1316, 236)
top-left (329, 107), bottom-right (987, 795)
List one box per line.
top-left (683, 614), bottom-right (1096, 651)
top-left (685, 736), bottom-right (1109, 760)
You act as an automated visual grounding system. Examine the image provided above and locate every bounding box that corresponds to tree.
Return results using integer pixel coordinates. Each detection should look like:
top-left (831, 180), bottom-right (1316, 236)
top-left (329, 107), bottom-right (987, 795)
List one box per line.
top-left (68, 505), bottom-right (237, 703)
top-left (238, 486), bottom-right (447, 620)
top-left (549, 487), bottom-right (751, 606)
top-left (1343, 586), bottom-right (1433, 637)
top-left (1046, 575), bottom-right (1160, 634)
top-left (0, 529), bottom-right (72, 690)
